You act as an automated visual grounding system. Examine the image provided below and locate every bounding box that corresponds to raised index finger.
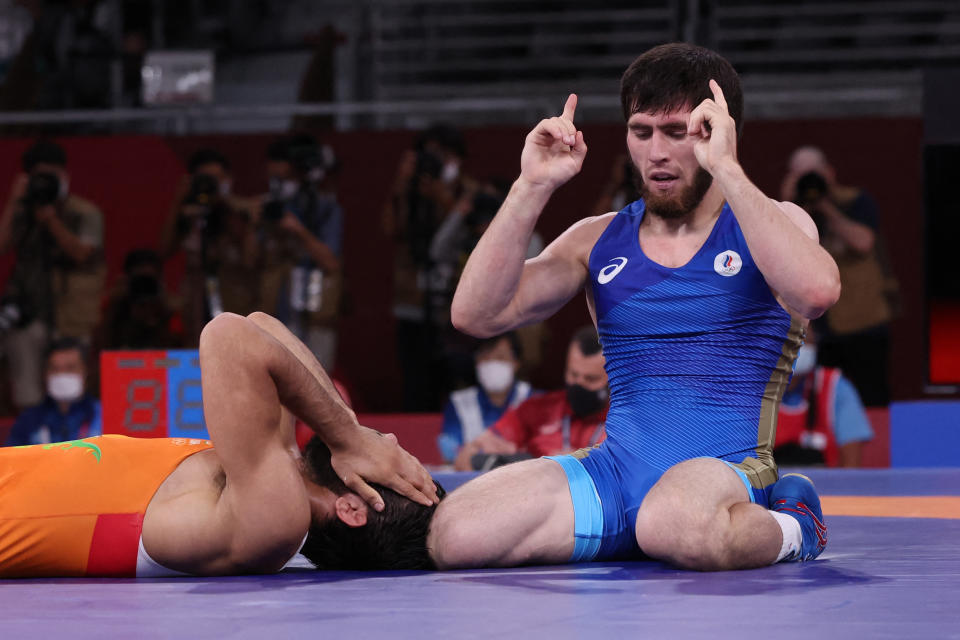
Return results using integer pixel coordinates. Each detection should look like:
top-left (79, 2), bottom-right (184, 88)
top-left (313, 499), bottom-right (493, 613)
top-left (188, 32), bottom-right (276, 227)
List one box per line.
top-left (708, 79), bottom-right (727, 110)
top-left (561, 93), bottom-right (578, 123)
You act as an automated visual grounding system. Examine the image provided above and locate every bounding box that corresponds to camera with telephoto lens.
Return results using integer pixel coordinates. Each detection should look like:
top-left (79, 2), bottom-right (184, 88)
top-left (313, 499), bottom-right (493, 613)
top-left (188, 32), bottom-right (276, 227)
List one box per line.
top-left (24, 172), bottom-right (60, 207)
top-left (793, 171), bottom-right (828, 208)
top-left (179, 173), bottom-right (228, 240)
top-left (289, 138), bottom-right (337, 184)
top-left (184, 173), bottom-right (220, 207)
top-left (262, 199), bottom-right (286, 222)
top-left (414, 149), bottom-right (443, 181)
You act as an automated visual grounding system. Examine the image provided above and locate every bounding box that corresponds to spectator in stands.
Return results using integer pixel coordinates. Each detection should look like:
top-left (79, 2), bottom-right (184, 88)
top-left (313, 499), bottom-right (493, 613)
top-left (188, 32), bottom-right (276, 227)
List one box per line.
top-left (437, 333), bottom-right (534, 466)
top-left (382, 124), bottom-right (476, 410)
top-left (0, 1), bottom-right (112, 113)
top-left (160, 148), bottom-right (258, 346)
top-left (98, 249), bottom-right (184, 350)
top-left (0, 140), bottom-right (106, 412)
top-left (256, 134), bottom-right (343, 371)
top-left (775, 327), bottom-right (874, 468)
top-left (782, 146), bottom-right (898, 406)
top-left (430, 179), bottom-right (547, 378)
top-left (454, 326), bottom-right (608, 471)
top-left (5, 337), bottom-right (101, 446)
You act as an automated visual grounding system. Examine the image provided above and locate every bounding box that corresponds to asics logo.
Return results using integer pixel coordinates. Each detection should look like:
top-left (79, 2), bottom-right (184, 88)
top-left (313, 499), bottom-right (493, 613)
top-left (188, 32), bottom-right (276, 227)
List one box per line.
top-left (597, 257), bottom-right (628, 284)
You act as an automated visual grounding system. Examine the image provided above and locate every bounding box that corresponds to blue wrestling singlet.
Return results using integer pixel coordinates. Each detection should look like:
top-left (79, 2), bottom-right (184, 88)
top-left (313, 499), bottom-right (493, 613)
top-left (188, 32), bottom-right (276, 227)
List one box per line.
top-left (549, 198), bottom-right (803, 562)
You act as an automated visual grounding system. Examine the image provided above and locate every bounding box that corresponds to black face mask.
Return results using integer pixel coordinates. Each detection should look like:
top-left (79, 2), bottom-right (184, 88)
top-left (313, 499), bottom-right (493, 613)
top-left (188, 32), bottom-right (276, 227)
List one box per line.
top-left (566, 384), bottom-right (608, 418)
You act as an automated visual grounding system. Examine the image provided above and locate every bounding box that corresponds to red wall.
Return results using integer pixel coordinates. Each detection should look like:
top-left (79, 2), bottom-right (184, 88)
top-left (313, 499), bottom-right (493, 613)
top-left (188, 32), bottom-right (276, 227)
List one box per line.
top-left (0, 116), bottom-right (935, 410)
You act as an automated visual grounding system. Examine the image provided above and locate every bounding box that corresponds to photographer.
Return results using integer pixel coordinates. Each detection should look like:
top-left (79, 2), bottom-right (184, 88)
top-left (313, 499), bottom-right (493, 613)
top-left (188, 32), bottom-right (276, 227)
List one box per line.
top-left (256, 134), bottom-right (343, 371)
top-left (782, 146), bottom-right (897, 406)
top-left (0, 140), bottom-right (105, 412)
top-left (382, 124), bottom-right (476, 410)
top-left (98, 249), bottom-right (184, 350)
top-left (160, 148), bottom-right (258, 345)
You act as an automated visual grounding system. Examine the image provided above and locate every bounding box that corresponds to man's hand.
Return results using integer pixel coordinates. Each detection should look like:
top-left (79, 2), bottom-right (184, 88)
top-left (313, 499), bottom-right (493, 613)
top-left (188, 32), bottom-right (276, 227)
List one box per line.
top-left (329, 426), bottom-right (439, 512)
top-left (34, 204), bottom-right (57, 224)
top-left (688, 79), bottom-right (739, 175)
top-left (519, 94), bottom-right (588, 191)
top-left (279, 211), bottom-right (307, 236)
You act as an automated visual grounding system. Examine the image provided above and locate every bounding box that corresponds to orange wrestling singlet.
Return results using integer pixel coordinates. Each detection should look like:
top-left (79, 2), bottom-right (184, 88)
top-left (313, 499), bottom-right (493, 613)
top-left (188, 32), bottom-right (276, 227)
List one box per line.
top-left (0, 435), bottom-right (212, 577)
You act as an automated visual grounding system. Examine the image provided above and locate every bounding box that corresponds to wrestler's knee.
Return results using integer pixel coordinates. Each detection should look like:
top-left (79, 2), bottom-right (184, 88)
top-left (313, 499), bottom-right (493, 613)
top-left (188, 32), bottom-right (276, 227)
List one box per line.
top-left (635, 507), bottom-right (722, 570)
top-left (634, 459), bottom-right (741, 570)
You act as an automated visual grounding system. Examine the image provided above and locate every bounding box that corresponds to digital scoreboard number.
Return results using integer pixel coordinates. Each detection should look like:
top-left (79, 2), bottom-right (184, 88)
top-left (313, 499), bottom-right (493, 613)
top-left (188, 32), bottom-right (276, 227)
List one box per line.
top-left (100, 350), bottom-right (209, 439)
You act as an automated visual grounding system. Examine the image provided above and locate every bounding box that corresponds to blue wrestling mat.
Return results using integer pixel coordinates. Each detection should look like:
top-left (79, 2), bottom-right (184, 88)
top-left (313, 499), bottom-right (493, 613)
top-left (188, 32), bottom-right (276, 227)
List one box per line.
top-left (1, 467), bottom-right (958, 639)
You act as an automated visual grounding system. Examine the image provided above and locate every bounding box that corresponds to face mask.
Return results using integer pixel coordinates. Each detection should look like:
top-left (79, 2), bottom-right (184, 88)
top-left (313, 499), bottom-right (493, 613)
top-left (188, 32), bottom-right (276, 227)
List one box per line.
top-left (269, 178), bottom-right (299, 200)
top-left (58, 176), bottom-right (69, 200)
top-left (793, 344), bottom-right (818, 376)
top-left (476, 360), bottom-right (515, 394)
top-left (47, 373), bottom-right (83, 403)
top-left (441, 160), bottom-right (460, 184)
top-left (219, 179), bottom-right (232, 197)
top-left (566, 384), bottom-right (608, 417)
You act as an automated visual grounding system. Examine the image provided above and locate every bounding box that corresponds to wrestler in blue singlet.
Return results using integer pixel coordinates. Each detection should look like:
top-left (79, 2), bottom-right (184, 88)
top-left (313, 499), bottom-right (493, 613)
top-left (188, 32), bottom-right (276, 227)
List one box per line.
top-left (548, 199), bottom-right (802, 561)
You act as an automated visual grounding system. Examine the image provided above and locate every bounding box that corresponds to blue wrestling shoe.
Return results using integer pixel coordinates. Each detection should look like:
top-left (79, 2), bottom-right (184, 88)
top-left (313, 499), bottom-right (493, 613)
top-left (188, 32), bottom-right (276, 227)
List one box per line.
top-left (769, 473), bottom-right (827, 561)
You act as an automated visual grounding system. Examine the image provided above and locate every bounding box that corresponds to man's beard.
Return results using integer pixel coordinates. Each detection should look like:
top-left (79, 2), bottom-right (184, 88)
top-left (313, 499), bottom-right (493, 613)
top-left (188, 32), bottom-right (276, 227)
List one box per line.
top-left (634, 165), bottom-right (714, 220)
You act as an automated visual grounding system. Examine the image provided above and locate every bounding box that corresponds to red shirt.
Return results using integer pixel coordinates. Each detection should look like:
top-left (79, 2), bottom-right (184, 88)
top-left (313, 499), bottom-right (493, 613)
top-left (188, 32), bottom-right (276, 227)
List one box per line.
top-left (775, 367), bottom-right (841, 466)
top-left (492, 389), bottom-right (607, 458)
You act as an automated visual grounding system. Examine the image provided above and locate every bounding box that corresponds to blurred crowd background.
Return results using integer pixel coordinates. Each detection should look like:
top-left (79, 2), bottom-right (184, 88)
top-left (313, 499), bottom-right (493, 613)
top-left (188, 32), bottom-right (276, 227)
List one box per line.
top-left (0, 0), bottom-right (957, 466)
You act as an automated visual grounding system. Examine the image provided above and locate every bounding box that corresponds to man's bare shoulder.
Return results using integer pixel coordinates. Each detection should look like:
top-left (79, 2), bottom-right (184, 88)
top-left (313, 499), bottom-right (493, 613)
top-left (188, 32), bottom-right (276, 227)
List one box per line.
top-left (570, 211), bottom-right (618, 233)
top-left (143, 448), bottom-right (307, 576)
top-left (547, 211), bottom-right (618, 260)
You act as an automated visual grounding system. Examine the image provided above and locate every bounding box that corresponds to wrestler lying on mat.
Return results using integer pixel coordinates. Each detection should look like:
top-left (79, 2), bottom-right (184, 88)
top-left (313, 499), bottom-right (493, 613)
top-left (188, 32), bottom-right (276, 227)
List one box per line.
top-left (0, 312), bottom-right (442, 578)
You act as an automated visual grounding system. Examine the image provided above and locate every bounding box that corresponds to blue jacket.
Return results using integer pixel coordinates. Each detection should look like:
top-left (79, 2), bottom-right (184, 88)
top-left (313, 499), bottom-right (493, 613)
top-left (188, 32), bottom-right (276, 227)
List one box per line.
top-left (5, 395), bottom-right (102, 446)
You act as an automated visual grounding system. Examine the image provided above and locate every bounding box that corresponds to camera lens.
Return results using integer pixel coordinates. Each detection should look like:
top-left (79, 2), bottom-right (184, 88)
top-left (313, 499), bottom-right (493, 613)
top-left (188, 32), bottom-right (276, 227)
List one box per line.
top-left (25, 172), bottom-right (60, 206)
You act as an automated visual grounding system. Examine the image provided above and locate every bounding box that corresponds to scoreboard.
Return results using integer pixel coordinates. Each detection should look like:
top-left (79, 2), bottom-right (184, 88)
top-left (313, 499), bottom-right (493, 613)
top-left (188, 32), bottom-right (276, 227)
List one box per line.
top-left (100, 350), bottom-right (209, 439)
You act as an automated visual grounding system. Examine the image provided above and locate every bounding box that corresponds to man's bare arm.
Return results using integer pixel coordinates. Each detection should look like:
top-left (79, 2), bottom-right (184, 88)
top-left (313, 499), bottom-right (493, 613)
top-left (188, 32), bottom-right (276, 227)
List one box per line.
top-left (452, 185), bottom-right (600, 337)
top-left (689, 81), bottom-right (840, 319)
top-left (200, 314), bottom-right (436, 515)
top-left (453, 429), bottom-right (518, 471)
top-left (246, 311), bottom-right (351, 416)
top-left (451, 94), bottom-right (590, 337)
top-left (241, 312), bottom-right (437, 507)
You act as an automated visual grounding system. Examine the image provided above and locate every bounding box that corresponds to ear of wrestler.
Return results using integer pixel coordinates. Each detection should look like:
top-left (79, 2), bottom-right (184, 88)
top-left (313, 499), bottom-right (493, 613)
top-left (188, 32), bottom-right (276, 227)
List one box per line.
top-left (334, 494), bottom-right (368, 528)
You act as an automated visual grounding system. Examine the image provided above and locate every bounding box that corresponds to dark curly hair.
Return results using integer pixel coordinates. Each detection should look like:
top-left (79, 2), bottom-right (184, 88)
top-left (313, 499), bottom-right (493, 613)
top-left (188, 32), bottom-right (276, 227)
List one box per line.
top-left (300, 436), bottom-right (446, 571)
top-left (620, 42), bottom-right (744, 138)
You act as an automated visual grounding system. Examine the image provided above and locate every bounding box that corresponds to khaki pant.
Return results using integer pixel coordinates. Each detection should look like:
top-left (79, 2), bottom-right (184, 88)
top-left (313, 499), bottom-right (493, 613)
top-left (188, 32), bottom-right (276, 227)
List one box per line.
top-left (4, 320), bottom-right (49, 410)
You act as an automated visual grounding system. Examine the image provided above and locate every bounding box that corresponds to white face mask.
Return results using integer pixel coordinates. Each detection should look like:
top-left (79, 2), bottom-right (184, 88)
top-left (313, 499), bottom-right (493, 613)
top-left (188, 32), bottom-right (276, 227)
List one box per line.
top-left (219, 179), bottom-right (233, 197)
top-left (47, 373), bottom-right (84, 402)
top-left (270, 178), bottom-right (299, 200)
top-left (793, 344), bottom-right (818, 376)
top-left (475, 360), bottom-right (515, 394)
top-left (441, 160), bottom-right (460, 184)
top-left (58, 176), bottom-right (70, 200)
